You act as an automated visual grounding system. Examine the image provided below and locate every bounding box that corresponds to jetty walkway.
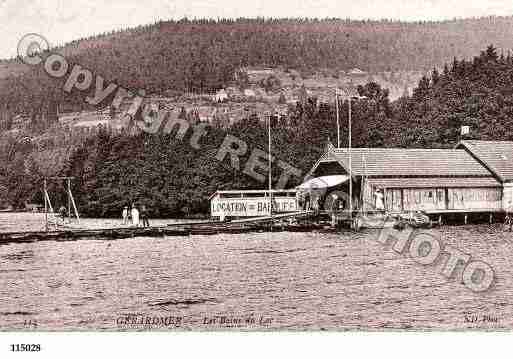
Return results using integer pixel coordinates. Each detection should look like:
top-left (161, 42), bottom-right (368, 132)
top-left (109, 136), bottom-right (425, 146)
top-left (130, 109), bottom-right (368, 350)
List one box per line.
top-left (0, 211), bottom-right (341, 245)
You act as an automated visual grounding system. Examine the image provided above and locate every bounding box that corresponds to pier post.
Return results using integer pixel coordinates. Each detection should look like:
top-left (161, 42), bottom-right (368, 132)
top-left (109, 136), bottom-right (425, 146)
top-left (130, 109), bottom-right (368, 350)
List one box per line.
top-left (44, 178), bottom-right (48, 232)
top-left (353, 217), bottom-right (360, 232)
top-left (489, 213), bottom-right (493, 224)
top-left (67, 178), bottom-right (71, 220)
top-left (464, 214), bottom-right (468, 225)
top-left (267, 113), bottom-right (273, 232)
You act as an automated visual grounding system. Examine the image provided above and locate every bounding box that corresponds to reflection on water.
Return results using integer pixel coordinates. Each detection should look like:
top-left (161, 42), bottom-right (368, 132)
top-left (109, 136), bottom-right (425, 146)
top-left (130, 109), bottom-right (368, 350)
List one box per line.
top-left (1, 214), bottom-right (513, 330)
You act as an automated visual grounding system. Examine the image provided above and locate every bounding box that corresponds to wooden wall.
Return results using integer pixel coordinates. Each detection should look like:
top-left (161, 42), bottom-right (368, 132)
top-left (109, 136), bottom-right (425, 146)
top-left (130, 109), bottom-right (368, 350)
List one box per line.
top-left (361, 179), bottom-right (502, 212)
top-left (447, 188), bottom-right (496, 210)
top-left (503, 183), bottom-right (513, 211)
top-left (402, 188), bottom-right (447, 212)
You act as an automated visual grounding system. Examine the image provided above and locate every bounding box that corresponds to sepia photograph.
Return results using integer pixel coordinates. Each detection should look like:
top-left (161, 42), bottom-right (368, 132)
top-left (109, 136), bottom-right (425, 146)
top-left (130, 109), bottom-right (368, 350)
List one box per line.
top-left (1, 0), bottom-right (513, 356)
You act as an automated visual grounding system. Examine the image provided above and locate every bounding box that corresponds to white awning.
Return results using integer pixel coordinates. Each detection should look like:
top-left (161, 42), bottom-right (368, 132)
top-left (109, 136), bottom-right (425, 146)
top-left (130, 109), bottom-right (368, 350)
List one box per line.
top-left (297, 175), bottom-right (349, 190)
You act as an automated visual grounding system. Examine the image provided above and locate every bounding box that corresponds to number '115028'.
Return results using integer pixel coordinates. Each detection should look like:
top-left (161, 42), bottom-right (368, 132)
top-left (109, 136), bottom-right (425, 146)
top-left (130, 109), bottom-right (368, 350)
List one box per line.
top-left (10, 344), bottom-right (41, 352)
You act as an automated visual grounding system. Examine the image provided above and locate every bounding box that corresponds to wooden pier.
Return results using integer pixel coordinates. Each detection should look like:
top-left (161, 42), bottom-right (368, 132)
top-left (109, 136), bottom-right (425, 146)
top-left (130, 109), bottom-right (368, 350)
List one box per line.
top-left (2, 207), bottom-right (505, 245)
top-left (0, 211), bottom-right (345, 245)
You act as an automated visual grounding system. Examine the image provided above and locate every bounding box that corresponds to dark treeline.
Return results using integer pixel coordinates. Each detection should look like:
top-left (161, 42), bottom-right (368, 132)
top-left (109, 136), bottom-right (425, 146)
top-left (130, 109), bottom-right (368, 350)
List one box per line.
top-left (3, 17), bottom-right (513, 117)
top-left (3, 45), bottom-right (513, 216)
top-left (0, 117), bottom-right (325, 217)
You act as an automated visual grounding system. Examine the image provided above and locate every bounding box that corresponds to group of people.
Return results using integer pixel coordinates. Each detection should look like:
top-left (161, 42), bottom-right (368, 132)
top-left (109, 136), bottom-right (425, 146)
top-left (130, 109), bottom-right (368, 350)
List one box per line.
top-left (298, 191), bottom-right (322, 212)
top-left (297, 188), bottom-right (385, 213)
top-left (122, 204), bottom-right (150, 227)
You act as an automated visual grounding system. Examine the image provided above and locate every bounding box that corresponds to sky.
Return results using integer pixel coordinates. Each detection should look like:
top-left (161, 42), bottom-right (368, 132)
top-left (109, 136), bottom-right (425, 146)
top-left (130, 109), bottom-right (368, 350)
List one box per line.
top-left (1, 0), bottom-right (513, 58)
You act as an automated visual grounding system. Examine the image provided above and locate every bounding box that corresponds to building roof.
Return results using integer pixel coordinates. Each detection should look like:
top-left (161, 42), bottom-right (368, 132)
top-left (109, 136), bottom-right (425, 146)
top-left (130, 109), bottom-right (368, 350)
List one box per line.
top-left (316, 147), bottom-right (494, 177)
top-left (348, 68), bottom-right (367, 76)
top-left (456, 140), bottom-right (513, 182)
top-left (243, 89), bottom-right (256, 97)
top-left (367, 177), bottom-right (500, 188)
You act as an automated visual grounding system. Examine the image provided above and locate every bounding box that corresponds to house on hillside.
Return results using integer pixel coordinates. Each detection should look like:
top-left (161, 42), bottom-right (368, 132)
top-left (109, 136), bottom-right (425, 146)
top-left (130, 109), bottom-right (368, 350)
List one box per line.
top-left (58, 110), bottom-right (111, 129)
top-left (11, 114), bottom-right (29, 130)
top-left (316, 90), bottom-right (334, 106)
top-left (294, 85), bottom-right (310, 104)
top-left (25, 203), bottom-right (43, 212)
top-left (225, 87), bottom-right (243, 101)
top-left (244, 67), bottom-right (276, 83)
top-left (347, 68), bottom-right (367, 77)
top-left (253, 88), bottom-right (268, 100)
top-left (213, 89), bottom-right (229, 102)
top-left (194, 106), bottom-right (217, 122)
top-left (273, 104), bottom-right (289, 118)
top-left (243, 89), bottom-right (257, 100)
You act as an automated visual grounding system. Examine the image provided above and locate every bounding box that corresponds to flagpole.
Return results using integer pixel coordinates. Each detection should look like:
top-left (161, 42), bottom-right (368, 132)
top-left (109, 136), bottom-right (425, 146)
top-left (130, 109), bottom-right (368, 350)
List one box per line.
top-left (335, 89), bottom-right (340, 148)
top-left (268, 113), bottom-right (272, 219)
top-left (348, 98), bottom-right (352, 221)
top-left (44, 178), bottom-right (48, 232)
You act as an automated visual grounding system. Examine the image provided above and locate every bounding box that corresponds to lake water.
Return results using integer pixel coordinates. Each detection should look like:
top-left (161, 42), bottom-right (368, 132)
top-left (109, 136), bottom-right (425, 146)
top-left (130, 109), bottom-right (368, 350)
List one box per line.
top-left (1, 213), bottom-right (513, 330)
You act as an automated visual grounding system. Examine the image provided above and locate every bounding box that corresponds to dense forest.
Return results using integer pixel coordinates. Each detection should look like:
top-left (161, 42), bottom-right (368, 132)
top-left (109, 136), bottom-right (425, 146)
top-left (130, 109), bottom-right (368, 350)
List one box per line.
top-left (3, 17), bottom-right (513, 117)
top-left (2, 45), bottom-right (513, 217)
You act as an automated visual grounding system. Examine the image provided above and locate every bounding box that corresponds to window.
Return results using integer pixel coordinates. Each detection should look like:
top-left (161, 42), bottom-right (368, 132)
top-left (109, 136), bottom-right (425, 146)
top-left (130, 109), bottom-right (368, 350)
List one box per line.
top-left (437, 189), bottom-right (444, 202)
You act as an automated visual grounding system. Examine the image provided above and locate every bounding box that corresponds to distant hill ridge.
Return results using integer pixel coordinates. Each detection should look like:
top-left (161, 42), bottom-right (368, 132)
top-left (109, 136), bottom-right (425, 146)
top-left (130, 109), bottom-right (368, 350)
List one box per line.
top-left (2, 16), bottom-right (513, 116)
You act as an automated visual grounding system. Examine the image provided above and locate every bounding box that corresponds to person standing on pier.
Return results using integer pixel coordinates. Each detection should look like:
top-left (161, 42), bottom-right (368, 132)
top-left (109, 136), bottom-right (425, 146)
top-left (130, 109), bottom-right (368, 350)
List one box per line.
top-left (330, 193), bottom-right (340, 227)
top-left (131, 204), bottom-right (140, 227)
top-left (374, 188), bottom-right (384, 212)
top-left (505, 201), bottom-right (513, 232)
top-left (304, 192), bottom-right (311, 211)
top-left (122, 206), bottom-right (129, 225)
top-left (140, 205), bottom-right (150, 227)
top-left (312, 194), bottom-right (321, 223)
top-left (59, 205), bottom-right (67, 224)
top-left (297, 191), bottom-right (305, 211)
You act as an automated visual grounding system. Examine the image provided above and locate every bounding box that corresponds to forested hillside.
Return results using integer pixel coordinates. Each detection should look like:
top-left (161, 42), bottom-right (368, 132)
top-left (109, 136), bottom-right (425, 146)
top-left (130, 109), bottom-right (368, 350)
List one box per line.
top-left (2, 17), bottom-right (513, 119)
top-left (2, 46), bottom-right (513, 216)
top-left (392, 45), bottom-right (513, 146)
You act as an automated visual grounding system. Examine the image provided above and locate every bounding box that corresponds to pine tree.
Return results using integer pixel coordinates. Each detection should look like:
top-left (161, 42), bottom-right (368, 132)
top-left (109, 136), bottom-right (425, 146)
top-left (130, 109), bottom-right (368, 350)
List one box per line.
top-left (451, 57), bottom-right (459, 76)
top-left (431, 67), bottom-right (440, 85)
top-left (413, 76), bottom-right (430, 100)
top-left (485, 44), bottom-right (498, 62)
top-left (442, 64), bottom-right (450, 78)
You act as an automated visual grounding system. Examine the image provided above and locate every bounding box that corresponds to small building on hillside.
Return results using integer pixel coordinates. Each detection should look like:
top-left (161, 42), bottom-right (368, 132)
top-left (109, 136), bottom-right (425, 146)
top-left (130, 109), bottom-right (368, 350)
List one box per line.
top-left (213, 89), bottom-right (229, 102)
top-left (253, 88), bottom-right (267, 100)
top-left (11, 114), bottom-right (29, 129)
top-left (243, 89), bottom-right (257, 99)
top-left (347, 68), bottom-right (367, 77)
top-left (294, 85), bottom-right (310, 104)
top-left (306, 143), bottom-right (506, 217)
top-left (58, 110), bottom-right (111, 129)
top-left (25, 203), bottom-right (43, 212)
top-left (226, 87), bottom-right (243, 100)
top-left (316, 91), bottom-right (333, 106)
top-left (244, 67), bottom-right (276, 83)
top-left (192, 106), bottom-right (217, 123)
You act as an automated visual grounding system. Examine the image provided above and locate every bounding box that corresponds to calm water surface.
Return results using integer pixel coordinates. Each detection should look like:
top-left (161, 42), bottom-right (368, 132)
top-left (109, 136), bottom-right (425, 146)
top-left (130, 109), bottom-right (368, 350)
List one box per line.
top-left (1, 213), bottom-right (512, 330)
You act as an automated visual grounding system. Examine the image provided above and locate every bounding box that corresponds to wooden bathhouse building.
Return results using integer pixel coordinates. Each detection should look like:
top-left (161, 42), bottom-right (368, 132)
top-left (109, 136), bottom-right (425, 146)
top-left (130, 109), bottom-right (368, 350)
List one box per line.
top-left (456, 140), bottom-right (513, 210)
top-left (307, 141), bottom-right (513, 220)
